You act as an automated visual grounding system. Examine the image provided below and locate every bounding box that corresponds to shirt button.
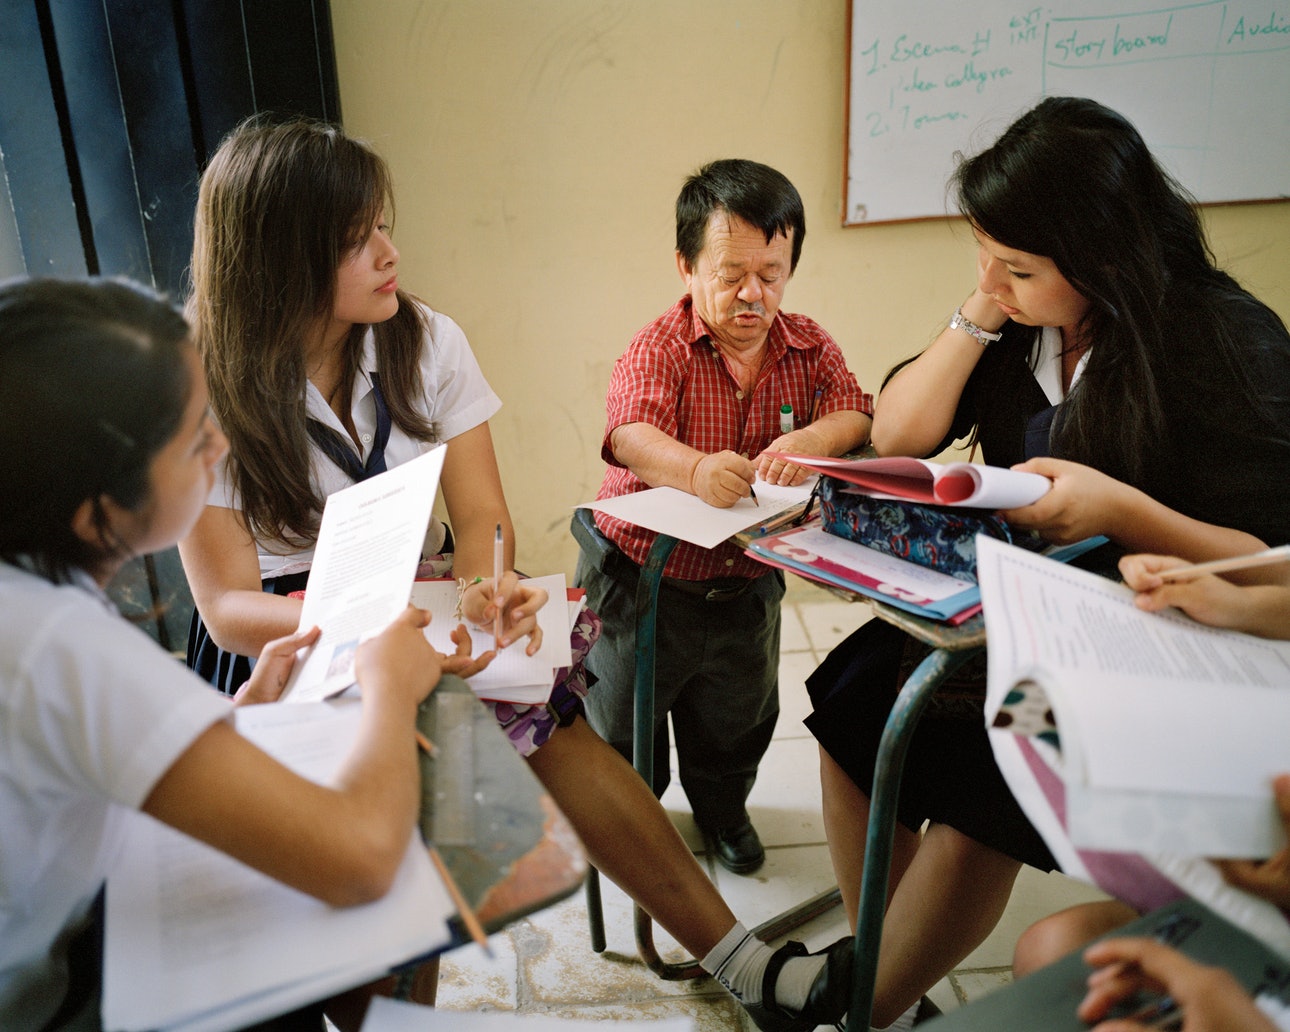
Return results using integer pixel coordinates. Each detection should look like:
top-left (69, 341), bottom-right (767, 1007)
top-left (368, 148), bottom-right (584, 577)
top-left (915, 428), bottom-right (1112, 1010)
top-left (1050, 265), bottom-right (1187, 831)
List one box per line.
top-left (361, 433), bottom-right (373, 444)
top-left (724, 558), bottom-right (734, 567)
top-left (735, 390), bottom-right (745, 400)
top-left (741, 451), bottom-right (749, 459)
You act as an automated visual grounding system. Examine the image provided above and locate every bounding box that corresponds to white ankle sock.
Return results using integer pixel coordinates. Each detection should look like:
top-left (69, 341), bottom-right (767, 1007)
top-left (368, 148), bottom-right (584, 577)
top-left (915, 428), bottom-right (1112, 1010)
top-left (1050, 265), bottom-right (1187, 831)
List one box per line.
top-left (701, 922), bottom-right (826, 1011)
top-left (870, 998), bottom-right (919, 1031)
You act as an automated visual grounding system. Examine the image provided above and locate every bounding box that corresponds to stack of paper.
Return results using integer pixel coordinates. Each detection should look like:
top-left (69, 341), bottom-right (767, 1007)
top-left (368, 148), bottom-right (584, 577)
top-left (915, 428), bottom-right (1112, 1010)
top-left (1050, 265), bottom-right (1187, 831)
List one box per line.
top-left (103, 701), bottom-right (455, 1032)
top-left (409, 574), bottom-right (574, 704)
top-left (745, 521), bottom-right (985, 623)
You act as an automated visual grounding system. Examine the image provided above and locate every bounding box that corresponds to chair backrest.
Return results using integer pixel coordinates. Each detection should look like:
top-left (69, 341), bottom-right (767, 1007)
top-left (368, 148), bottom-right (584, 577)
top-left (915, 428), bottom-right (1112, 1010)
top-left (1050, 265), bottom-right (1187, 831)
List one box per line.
top-left (106, 549), bottom-right (193, 657)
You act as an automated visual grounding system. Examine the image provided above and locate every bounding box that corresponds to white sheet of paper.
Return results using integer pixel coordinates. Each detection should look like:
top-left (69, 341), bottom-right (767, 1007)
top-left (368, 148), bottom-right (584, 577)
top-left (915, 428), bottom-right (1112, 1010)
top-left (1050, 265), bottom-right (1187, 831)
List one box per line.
top-left (103, 701), bottom-right (454, 1032)
top-left (362, 997), bottom-right (695, 1031)
top-left (285, 446), bottom-right (447, 702)
top-left (409, 573), bottom-right (571, 703)
top-left (580, 478), bottom-right (815, 549)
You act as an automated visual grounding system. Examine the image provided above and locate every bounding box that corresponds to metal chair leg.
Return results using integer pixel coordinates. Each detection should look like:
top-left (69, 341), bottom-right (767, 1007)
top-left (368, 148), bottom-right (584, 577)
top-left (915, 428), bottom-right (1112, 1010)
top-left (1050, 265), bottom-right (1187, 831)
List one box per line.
top-left (585, 866), bottom-right (606, 953)
top-left (844, 644), bottom-right (984, 1032)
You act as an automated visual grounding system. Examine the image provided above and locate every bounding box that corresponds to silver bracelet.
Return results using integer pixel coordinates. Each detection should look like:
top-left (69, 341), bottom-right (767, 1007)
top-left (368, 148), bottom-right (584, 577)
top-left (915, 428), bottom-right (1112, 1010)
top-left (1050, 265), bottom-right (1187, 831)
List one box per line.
top-left (949, 307), bottom-right (1003, 346)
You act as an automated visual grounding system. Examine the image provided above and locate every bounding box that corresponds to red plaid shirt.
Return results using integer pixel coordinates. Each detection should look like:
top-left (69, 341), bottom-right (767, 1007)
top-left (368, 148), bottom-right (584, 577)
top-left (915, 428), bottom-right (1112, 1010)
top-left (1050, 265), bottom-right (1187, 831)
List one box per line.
top-left (595, 296), bottom-right (873, 580)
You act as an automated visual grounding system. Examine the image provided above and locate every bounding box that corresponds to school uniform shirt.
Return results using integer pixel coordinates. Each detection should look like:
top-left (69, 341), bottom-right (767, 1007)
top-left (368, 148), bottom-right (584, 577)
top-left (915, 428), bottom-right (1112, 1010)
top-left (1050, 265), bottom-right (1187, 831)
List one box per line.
top-left (210, 302), bottom-right (502, 579)
top-left (0, 561), bottom-right (231, 1029)
top-left (593, 295), bottom-right (873, 581)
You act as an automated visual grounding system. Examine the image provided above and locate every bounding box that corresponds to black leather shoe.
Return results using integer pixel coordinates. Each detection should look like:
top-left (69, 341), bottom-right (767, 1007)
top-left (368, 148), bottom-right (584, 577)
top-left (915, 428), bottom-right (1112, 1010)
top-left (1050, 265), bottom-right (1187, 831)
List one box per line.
top-left (708, 819), bottom-right (765, 874)
top-left (741, 935), bottom-right (854, 1032)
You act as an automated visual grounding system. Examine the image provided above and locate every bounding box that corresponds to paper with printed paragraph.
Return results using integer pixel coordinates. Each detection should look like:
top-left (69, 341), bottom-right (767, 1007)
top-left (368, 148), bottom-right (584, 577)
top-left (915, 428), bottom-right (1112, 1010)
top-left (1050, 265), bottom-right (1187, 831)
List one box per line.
top-left (977, 535), bottom-right (1290, 857)
top-left (103, 701), bottom-right (454, 1032)
top-left (283, 446), bottom-right (446, 703)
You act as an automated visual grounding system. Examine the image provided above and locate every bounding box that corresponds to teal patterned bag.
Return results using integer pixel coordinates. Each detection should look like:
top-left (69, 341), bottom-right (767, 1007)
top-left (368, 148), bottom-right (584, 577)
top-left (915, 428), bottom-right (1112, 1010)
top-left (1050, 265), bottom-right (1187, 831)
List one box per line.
top-left (818, 476), bottom-right (1042, 583)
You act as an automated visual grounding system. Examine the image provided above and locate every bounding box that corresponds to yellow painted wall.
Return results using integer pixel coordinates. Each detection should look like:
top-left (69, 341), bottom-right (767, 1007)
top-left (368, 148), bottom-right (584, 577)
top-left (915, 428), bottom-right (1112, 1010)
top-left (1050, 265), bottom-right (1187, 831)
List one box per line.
top-left (330, 0), bottom-right (1290, 578)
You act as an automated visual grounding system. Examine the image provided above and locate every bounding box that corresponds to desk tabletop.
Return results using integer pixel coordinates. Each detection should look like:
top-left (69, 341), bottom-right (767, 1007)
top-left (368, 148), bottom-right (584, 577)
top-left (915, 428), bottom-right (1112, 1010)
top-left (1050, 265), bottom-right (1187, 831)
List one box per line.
top-left (866, 601), bottom-right (986, 651)
top-left (417, 678), bottom-right (586, 938)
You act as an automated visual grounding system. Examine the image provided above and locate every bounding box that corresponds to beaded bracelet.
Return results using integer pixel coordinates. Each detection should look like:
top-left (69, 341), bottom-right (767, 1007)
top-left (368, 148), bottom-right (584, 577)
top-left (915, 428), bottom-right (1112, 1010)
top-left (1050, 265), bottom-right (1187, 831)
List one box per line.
top-left (454, 576), bottom-right (483, 621)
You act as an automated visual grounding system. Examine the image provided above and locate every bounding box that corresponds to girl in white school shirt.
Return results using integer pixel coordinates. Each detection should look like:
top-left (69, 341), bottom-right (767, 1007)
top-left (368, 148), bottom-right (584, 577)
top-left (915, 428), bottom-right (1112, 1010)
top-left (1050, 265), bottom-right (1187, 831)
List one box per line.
top-left (177, 115), bottom-right (856, 1032)
top-left (0, 277), bottom-right (441, 1030)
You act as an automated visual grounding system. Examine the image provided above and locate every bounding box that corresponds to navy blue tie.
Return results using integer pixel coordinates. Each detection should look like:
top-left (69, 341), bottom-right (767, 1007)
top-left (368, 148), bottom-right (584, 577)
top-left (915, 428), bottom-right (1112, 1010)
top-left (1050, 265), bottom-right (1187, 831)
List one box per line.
top-left (307, 374), bottom-right (392, 482)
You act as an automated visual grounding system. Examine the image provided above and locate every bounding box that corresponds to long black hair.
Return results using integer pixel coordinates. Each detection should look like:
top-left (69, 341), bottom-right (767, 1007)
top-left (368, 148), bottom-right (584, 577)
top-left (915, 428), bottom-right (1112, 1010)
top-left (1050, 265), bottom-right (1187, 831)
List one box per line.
top-left (0, 277), bottom-right (191, 583)
top-left (953, 96), bottom-right (1271, 492)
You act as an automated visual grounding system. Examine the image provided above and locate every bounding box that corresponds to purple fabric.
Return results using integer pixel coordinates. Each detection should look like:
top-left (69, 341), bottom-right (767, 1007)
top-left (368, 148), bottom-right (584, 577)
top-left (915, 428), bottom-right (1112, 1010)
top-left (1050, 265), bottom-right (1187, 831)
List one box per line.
top-left (1019, 737), bottom-right (1185, 913)
top-left (484, 605), bottom-right (602, 758)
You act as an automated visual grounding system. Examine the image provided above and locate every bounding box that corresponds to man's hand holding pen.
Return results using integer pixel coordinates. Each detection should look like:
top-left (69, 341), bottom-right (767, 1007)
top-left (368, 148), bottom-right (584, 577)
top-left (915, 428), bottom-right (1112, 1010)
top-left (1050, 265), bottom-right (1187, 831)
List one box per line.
top-left (690, 449), bottom-right (758, 507)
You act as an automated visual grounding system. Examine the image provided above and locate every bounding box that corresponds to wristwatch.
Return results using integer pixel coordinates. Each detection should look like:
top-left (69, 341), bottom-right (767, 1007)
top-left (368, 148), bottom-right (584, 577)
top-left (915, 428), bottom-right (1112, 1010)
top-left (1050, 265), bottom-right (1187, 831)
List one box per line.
top-left (949, 307), bottom-right (1003, 346)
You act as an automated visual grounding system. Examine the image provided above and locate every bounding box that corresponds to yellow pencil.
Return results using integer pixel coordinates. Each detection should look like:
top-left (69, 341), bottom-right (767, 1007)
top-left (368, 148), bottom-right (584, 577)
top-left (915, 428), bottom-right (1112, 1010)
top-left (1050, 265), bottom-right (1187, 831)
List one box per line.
top-left (414, 730), bottom-right (438, 757)
top-left (427, 845), bottom-right (492, 956)
top-left (1157, 544), bottom-right (1290, 582)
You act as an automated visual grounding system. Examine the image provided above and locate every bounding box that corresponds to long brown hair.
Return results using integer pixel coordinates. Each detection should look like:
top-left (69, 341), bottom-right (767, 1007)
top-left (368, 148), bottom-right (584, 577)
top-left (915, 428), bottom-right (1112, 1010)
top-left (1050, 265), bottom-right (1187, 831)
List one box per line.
top-left (189, 115), bottom-right (435, 549)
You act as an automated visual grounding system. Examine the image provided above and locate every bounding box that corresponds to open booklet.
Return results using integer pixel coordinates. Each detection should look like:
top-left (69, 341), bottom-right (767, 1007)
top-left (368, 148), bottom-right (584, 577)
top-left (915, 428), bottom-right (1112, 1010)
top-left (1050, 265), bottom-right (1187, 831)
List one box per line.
top-left (102, 700), bottom-right (455, 1032)
top-left (764, 453), bottom-right (1050, 509)
top-left (977, 536), bottom-right (1290, 957)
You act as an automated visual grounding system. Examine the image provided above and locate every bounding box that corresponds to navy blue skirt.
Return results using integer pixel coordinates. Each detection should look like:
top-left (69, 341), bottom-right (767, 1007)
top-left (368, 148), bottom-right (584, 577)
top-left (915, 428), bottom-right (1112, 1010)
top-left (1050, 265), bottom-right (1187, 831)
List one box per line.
top-left (804, 617), bottom-right (1057, 872)
top-left (185, 571), bottom-right (310, 695)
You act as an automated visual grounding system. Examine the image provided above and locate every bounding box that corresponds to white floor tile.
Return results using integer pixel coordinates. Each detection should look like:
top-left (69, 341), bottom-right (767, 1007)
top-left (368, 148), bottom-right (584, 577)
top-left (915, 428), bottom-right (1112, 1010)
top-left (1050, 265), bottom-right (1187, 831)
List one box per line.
top-left (796, 597), bottom-right (873, 654)
top-left (776, 650), bottom-right (821, 735)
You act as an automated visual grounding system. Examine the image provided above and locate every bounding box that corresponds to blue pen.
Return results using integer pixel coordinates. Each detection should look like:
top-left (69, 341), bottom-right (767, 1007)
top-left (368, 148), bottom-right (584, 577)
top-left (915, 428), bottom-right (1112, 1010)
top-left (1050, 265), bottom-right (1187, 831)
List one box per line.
top-left (807, 385), bottom-right (823, 424)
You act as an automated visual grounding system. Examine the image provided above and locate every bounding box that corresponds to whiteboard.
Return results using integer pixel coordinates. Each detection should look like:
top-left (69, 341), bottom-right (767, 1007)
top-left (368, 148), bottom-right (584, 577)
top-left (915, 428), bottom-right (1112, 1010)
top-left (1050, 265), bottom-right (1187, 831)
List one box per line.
top-left (844, 1), bottom-right (1290, 225)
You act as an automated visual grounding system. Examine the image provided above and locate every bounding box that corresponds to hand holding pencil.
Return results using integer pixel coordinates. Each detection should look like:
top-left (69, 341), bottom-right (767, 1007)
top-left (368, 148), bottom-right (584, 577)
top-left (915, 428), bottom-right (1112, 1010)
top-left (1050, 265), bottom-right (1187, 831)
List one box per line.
top-left (1119, 549), bottom-right (1290, 640)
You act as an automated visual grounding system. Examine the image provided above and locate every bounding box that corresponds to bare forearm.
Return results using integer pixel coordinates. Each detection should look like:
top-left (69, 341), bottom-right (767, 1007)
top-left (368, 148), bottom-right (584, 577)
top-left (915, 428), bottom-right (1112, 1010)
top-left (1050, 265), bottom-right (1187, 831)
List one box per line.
top-left (794, 410), bottom-right (872, 456)
top-left (609, 422), bottom-right (707, 491)
top-left (202, 589), bottom-right (303, 656)
top-left (1107, 487), bottom-right (1266, 562)
top-left (872, 292), bottom-right (1001, 457)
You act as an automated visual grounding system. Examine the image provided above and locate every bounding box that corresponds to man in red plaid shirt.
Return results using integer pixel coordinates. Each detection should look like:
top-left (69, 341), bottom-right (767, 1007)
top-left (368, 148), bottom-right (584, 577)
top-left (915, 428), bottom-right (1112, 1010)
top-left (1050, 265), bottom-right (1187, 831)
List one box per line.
top-left (576, 159), bottom-right (873, 875)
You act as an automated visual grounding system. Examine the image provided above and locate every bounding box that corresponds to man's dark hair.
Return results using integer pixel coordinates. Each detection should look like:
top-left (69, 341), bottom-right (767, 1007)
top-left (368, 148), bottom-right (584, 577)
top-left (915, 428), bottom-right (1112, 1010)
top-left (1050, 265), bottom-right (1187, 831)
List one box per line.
top-left (676, 159), bottom-right (805, 273)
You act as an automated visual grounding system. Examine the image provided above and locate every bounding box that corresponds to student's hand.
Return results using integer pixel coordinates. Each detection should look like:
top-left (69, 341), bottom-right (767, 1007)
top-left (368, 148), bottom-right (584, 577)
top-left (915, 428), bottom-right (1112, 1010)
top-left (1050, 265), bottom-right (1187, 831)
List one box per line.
top-left (355, 605), bottom-right (441, 706)
top-left (1120, 553), bottom-right (1290, 638)
top-left (1001, 457), bottom-right (1136, 544)
top-left (1214, 773), bottom-right (1290, 910)
top-left (690, 450), bottom-right (757, 507)
top-left (1078, 937), bottom-right (1277, 1031)
top-left (461, 574), bottom-right (548, 654)
top-left (1119, 553), bottom-right (1260, 626)
top-left (233, 625), bottom-right (322, 707)
top-left (755, 427), bottom-right (827, 486)
top-left (439, 623), bottom-right (497, 677)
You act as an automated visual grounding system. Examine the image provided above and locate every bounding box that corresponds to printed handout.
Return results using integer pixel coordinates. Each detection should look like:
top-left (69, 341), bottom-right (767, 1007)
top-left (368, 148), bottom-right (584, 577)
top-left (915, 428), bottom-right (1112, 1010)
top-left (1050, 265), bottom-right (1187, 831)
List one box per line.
top-left (283, 446), bottom-right (446, 702)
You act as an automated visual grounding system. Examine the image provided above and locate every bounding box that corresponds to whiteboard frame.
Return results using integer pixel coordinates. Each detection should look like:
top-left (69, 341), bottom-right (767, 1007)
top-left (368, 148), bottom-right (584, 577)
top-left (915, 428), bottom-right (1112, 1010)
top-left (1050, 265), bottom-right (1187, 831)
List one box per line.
top-left (842, 0), bottom-right (1290, 227)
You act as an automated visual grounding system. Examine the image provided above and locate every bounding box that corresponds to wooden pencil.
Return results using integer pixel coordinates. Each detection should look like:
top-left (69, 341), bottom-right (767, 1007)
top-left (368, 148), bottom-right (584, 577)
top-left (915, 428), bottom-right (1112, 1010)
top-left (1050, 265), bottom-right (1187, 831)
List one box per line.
top-left (427, 844), bottom-right (492, 956)
top-left (1157, 544), bottom-right (1290, 582)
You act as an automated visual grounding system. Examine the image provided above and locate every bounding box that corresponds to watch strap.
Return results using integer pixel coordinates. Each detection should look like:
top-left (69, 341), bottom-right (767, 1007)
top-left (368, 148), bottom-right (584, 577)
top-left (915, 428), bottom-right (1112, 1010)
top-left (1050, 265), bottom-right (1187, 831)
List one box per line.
top-left (950, 307), bottom-right (1003, 346)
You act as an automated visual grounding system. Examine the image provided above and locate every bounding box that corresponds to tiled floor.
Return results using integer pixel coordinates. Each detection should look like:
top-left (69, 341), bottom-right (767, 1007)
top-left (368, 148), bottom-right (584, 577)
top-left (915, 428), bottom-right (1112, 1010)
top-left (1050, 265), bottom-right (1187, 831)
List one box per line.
top-left (428, 583), bottom-right (1108, 1028)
